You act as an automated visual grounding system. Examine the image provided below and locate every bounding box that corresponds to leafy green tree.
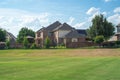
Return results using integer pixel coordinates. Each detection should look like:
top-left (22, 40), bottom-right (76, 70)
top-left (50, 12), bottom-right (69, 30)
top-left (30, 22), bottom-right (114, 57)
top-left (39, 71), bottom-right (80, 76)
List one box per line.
top-left (45, 37), bottom-right (51, 49)
top-left (17, 27), bottom-right (35, 43)
top-left (23, 37), bottom-right (29, 48)
top-left (6, 39), bottom-right (10, 49)
top-left (87, 14), bottom-right (115, 40)
top-left (0, 28), bottom-right (6, 42)
top-left (94, 35), bottom-right (104, 46)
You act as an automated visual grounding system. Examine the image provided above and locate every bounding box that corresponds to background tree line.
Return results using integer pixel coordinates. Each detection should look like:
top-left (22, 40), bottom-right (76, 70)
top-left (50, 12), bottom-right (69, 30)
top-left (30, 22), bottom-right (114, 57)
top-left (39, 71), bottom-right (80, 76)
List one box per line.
top-left (87, 14), bottom-right (115, 45)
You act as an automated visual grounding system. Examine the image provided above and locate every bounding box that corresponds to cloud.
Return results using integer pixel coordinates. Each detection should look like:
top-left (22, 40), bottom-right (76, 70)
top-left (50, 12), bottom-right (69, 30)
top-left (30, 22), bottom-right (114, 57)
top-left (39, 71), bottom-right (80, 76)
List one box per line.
top-left (104, 0), bottom-right (111, 2)
top-left (0, 8), bottom-right (50, 37)
top-left (73, 21), bottom-right (90, 29)
top-left (86, 7), bottom-right (107, 21)
top-left (102, 12), bottom-right (107, 16)
top-left (107, 13), bottom-right (120, 25)
top-left (67, 17), bottom-right (75, 25)
top-left (86, 7), bottom-right (100, 15)
top-left (114, 7), bottom-right (120, 13)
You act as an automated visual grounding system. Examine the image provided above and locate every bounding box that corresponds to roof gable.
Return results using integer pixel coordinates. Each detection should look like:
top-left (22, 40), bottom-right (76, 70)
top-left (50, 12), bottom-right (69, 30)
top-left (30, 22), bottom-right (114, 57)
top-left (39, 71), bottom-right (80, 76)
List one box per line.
top-left (45, 21), bottom-right (62, 31)
top-left (36, 27), bottom-right (46, 33)
top-left (53, 23), bottom-right (74, 31)
top-left (6, 32), bottom-right (16, 44)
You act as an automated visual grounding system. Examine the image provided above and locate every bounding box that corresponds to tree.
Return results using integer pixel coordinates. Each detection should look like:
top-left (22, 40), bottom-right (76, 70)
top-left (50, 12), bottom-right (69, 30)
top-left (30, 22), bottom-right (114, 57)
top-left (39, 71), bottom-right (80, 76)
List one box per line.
top-left (44, 37), bottom-right (51, 49)
top-left (87, 14), bottom-right (115, 40)
top-left (0, 28), bottom-right (6, 42)
top-left (94, 35), bottom-right (104, 46)
top-left (23, 37), bottom-right (29, 48)
top-left (17, 27), bottom-right (35, 43)
top-left (6, 39), bottom-right (10, 49)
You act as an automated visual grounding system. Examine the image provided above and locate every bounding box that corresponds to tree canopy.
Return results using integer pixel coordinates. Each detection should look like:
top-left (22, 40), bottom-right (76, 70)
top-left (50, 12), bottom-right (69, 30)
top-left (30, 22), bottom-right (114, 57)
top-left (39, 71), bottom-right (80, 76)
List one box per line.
top-left (87, 14), bottom-right (115, 40)
top-left (0, 28), bottom-right (6, 42)
top-left (17, 27), bottom-right (35, 43)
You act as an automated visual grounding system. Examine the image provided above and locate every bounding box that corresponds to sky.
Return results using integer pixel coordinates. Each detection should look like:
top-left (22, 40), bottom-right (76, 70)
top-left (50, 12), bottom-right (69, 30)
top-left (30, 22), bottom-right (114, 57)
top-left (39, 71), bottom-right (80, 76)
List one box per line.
top-left (0, 0), bottom-right (120, 36)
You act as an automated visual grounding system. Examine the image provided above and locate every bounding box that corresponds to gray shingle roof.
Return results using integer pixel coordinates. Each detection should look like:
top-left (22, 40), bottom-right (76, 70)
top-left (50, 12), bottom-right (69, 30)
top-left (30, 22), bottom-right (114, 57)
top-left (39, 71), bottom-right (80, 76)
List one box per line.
top-left (63, 30), bottom-right (85, 38)
top-left (53, 23), bottom-right (74, 31)
top-left (76, 29), bottom-right (87, 36)
top-left (45, 21), bottom-right (62, 31)
top-left (6, 32), bottom-right (16, 44)
top-left (36, 27), bottom-right (46, 33)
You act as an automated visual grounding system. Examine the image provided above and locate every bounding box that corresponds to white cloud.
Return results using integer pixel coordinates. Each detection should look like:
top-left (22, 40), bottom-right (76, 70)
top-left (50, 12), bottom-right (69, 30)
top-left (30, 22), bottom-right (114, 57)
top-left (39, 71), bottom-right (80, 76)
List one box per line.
top-left (86, 7), bottom-right (100, 15)
top-left (73, 21), bottom-right (89, 29)
top-left (114, 7), bottom-right (120, 13)
top-left (86, 7), bottom-right (107, 21)
top-left (104, 0), bottom-right (111, 2)
top-left (0, 8), bottom-right (50, 37)
top-left (102, 12), bottom-right (107, 16)
top-left (107, 13), bottom-right (120, 25)
top-left (67, 17), bottom-right (75, 25)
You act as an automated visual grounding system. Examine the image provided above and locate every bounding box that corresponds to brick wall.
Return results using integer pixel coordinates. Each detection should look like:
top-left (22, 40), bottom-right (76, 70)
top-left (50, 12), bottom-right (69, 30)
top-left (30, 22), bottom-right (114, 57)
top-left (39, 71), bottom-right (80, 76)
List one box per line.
top-left (65, 38), bottom-right (95, 48)
top-left (66, 42), bottom-right (96, 48)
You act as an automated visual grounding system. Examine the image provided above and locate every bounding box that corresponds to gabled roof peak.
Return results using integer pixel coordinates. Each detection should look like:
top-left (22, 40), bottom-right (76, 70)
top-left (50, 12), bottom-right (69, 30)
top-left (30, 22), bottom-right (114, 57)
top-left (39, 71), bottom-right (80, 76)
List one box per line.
top-left (53, 22), bottom-right (73, 31)
top-left (45, 21), bottom-right (62, 31)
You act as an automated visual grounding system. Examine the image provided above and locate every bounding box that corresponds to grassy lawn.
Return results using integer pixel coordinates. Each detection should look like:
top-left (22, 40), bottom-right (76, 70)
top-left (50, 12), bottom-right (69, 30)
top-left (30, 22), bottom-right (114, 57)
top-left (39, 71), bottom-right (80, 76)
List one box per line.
top-left (0, 49), bottom-right (120, 80)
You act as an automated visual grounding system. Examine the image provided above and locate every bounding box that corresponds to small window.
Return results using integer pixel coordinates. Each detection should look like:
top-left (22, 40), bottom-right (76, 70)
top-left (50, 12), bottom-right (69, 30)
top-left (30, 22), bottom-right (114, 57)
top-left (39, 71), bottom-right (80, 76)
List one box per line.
top-left (72, 38), bottom-right (78, 42)
top-left (37, 32), bottom-right (41, 37)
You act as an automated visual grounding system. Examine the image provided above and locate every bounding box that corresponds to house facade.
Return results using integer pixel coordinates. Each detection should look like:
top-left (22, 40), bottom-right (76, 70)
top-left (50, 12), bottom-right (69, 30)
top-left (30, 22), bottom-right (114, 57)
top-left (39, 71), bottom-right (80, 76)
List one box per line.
top-left (35, 21), bottom-right (88, 48)
top-left (108, 23), bottom-right (120, 42)
top-left (115, 24), bottom-right (120, 41)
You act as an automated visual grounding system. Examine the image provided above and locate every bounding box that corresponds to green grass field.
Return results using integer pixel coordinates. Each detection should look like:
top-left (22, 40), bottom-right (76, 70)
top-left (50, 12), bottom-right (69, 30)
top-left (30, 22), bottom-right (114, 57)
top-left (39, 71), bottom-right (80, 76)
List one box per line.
top-left (0, 49), bottom-right (120, 80)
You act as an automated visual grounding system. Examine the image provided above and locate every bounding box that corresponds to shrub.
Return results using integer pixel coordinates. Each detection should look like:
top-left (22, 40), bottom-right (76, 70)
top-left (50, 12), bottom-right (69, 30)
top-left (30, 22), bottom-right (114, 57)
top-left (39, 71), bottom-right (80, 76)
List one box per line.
top-left (30, 43), bottom-right (37, 49)
top-left (23, 37), bottom-right (29, 49)
top-left (94, 35), bottom-right (104, 46)
top-left (115, 41), bottom-right (120, 47)
top-left (6, 40), bottom-right (10, 49)
top-left (44, 37), bottom-right (51, 49)
top-left (0, 42), bottom-right (6, 49)
top-left (116, 41), bottom-right (120, 45)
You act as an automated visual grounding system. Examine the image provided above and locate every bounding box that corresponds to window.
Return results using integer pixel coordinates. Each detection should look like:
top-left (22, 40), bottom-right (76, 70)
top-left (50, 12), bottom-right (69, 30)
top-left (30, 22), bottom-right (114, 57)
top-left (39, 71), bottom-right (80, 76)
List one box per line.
top-left (37, 32), bottom-right (41, 37)
top-left (72, 38), bottom-right (78, 42)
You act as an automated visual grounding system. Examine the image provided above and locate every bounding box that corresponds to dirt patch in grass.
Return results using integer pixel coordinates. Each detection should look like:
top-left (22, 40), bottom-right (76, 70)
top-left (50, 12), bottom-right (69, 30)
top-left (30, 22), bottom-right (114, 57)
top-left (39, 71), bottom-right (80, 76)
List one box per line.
top-left (23, 49), bottom-right (120, 57)
top-left (0, 49), bottom-right (120, 57)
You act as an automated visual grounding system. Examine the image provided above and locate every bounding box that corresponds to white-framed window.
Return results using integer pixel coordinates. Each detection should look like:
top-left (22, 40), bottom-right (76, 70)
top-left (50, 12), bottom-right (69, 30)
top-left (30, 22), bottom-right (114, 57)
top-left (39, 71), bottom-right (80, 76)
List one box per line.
top-left (72, 38), bottom-right (78, 42)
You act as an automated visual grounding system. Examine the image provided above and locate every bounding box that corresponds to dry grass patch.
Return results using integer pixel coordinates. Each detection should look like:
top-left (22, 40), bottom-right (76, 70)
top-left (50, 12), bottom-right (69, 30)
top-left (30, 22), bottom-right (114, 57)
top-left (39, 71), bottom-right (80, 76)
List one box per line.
top-left (0, 49), bottom-right (120, 57)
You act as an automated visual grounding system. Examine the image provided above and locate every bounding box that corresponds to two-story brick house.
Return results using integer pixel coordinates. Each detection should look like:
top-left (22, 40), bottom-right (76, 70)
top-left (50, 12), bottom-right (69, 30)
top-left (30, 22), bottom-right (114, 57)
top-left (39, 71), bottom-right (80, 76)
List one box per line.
top-left (115, 23), bottom-right (120, 41)
top-left (35, 21), bottom-right (87, 48)
top-left (108, 23), bottom-right (120, 42)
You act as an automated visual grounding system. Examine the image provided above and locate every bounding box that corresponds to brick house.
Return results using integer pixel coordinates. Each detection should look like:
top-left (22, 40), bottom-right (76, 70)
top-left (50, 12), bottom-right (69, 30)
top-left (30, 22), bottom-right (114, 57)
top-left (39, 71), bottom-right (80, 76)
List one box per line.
top-left (108, 23), bottom-right (120, 42)
top-left (115, 24), bottom-right (120, 41)
top-left (35, 21), bottom-right (88, 48)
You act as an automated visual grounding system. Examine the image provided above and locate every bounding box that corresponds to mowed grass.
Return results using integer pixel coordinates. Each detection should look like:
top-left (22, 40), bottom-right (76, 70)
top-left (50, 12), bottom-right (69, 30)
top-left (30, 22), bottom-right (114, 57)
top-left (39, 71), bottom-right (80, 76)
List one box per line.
top-left (0, 49), bottom-right (120, 80)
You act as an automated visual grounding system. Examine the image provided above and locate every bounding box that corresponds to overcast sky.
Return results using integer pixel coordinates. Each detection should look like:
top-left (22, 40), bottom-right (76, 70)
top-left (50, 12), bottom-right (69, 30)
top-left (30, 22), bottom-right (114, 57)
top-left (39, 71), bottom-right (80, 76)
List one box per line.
top-left (0, 0), bottom-right (120, 36)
